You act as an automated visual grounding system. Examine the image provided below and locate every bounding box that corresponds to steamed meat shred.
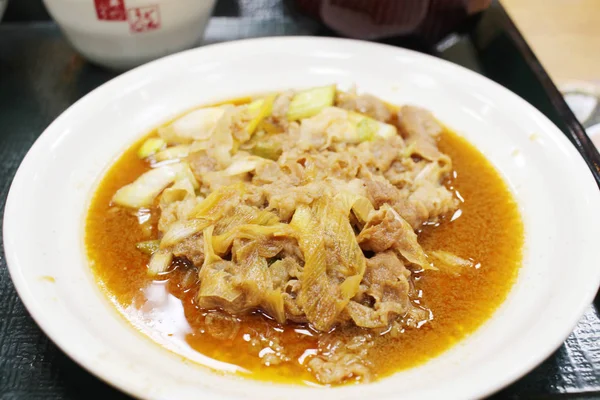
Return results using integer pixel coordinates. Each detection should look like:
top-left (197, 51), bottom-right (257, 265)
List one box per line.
top-left (308, 334), bottom-right (375, 384)
top-left (346, 252), bottom-right (412, 329)
top-left (113, 86), bottom-right (463, 385)
top-left (336, 86), bottom-right (392, 122)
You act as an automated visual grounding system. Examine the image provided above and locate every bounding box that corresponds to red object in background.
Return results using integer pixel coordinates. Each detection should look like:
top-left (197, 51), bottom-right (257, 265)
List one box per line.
top-left (294, 0), bottom-right (491, 43)
top-left (127, 5), bottom-right (161, 33)
top-left (94, 0), bottom-right (127, 21)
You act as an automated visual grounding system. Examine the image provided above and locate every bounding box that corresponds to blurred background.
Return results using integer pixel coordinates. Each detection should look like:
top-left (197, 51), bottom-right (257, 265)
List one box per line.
top-left (3, 0), bottom-right (599, 85)
top-left (503, 0), bottom-right (598, 85)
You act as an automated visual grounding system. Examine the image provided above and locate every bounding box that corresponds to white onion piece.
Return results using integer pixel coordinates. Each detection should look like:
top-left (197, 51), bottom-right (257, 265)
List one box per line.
top-left (224, 156), bottom-right (269, 176)
top-left (177, 163), bottom-right (199, 189)
top-left (158, 107), bottom-right (226, 144)
top-left (299, 107), bottom-right (397, 150)
top-left (148, 250), bottom-right (173, 275)
top-left (112, 162), bottom-right (196, 208)
top-left (160, 179), bottom-right (196, 207)
top-left (429, 250), bottom-right (474, 275)
top-left (154, 144), bottom-right (190, 162)
top-left (160, 218), bottom-right (211, 248)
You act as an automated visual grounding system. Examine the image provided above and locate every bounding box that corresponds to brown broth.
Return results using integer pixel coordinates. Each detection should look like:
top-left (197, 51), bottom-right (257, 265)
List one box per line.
top-left (86, 126), bottom-right (523, 385)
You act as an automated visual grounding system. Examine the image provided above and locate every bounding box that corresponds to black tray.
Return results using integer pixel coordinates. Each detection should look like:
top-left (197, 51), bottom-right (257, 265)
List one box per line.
top-left (1, 1), bottom-right (599, 398)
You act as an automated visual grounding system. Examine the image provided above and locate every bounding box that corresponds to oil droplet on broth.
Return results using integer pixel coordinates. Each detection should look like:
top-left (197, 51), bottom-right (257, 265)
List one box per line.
top-left (126, 281), bottom-right (249, 374)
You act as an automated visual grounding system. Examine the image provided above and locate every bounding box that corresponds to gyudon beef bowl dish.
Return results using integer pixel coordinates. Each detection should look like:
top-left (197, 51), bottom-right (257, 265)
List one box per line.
top-left (87, 84), bottom-right (522, 385)
top-left (6, 37), bottom-right (600, 400)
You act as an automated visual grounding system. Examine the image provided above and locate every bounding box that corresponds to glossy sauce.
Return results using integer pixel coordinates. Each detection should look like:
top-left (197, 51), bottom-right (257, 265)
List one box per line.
top-left (86, 123), bottom-right (523, 384)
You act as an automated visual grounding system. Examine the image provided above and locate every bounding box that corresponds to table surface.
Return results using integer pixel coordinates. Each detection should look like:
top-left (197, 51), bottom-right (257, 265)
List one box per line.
top-left (0, 1), bottom-right (599, 399)
top-left (502, 0), bottom-right (600, 85)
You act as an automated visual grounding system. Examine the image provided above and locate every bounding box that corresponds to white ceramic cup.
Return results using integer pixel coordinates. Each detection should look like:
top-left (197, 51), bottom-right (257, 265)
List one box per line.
top-left (42, 0), bottom-right (216, 69)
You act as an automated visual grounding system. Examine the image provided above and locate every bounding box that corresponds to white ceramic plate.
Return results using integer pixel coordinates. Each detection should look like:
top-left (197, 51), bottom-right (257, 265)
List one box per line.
top-left (4, 37), bottom-right (600, 400)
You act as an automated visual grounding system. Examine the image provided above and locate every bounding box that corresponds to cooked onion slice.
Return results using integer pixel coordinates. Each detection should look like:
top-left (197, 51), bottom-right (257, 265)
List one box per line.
top-left (246, 95), bottom-right (275, 135)
top-left (290, 195), bottom-right (367, 331)
top-left (429, 250), bottom-right (474, 275)
top-left (287, 85), bottom-right (336, 121)
top-left (160, 218), bottom-right (211, 248)
top-left (158, 107), bottom-right (226, 144)
top-left (299, 107), bottom-right (397, 149)
top-left (153, 144), bottom-right (190, 162)
top-left (112, 162), bottom-right (197, 208)
top-left (137, 138), bottom-right (166, 158)
top-left (348, 111), bottom-right (396, 140)
top-left (224, 156), bottom-right (271, 176)
top-left (148, 249), bottom-right (173, 275)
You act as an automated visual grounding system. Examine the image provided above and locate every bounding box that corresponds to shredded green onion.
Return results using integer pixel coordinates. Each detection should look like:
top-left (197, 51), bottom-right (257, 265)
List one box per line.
top-left (287, 85), bottom-right (336, 121)
top-left (246, 94), bottom-right (275, 135)
top-left (135, 240), bottom-right (160, 255)
top-left (137, 138), bottom-right (166, 158)
top-left (252, 140), bottom-right (282, 160)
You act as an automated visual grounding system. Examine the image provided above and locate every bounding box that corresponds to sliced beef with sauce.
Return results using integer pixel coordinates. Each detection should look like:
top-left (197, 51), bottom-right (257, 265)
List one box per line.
top-left (112, 86), bottom-right (465, 385)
